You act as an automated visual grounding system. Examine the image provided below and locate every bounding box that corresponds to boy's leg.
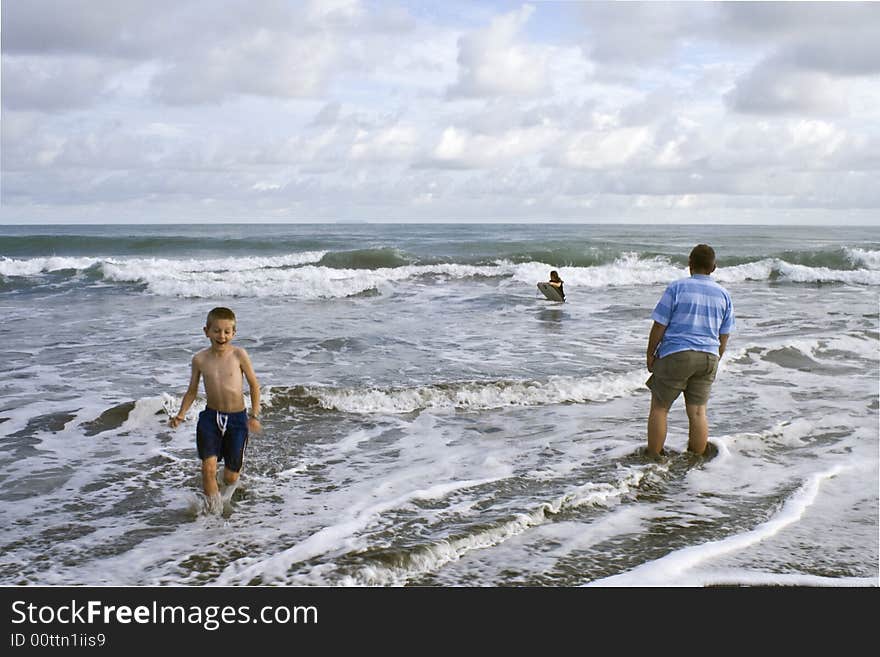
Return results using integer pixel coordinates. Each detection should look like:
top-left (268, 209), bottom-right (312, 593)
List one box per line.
top-left (647, 395), bottom-right (669, 456)
top-left (222, 468), bottom-right (240, 486)
top-left (685, 404), bottom-right (709, 454)
top-left (201, 456), bottom-right (220, 497)
top-left (220, 412), bottom-right (248, 488)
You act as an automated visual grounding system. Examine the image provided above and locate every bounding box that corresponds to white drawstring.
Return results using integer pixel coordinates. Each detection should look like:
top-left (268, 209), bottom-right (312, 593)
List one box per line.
top-left (216, 412), bottom-right (229, 437)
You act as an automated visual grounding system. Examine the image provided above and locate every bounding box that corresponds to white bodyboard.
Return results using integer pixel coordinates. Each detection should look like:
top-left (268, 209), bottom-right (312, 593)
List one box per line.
top-left (537, 282), bottom-right (564, 302)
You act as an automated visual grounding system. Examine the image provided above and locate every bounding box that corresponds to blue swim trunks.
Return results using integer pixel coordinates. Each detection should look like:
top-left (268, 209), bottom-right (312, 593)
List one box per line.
top-left (196, 409), bottom-right (249, 473)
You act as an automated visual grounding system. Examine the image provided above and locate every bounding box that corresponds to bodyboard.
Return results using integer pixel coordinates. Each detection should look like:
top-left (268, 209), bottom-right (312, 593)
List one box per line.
top-left (537, 282), bottom-right (564, 302)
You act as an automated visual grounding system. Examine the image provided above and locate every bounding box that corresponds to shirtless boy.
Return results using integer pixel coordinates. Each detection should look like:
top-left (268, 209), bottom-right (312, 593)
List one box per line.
top-left (170, 307), bottom-right (261, 511)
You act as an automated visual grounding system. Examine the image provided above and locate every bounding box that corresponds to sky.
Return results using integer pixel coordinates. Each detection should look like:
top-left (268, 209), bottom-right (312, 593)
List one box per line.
top-left (2, 0), bottom-right (879, 225)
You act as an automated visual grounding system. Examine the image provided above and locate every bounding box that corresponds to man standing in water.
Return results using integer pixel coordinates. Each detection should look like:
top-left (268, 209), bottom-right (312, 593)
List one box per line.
top-left (645, 244), bottom-right (735, 456)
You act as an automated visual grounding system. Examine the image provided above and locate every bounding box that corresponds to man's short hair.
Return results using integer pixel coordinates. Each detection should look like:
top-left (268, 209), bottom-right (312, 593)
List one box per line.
top-left (206, 306), bottom-right (236, 327)
top-left (689, 244), bottom-right (716, 272)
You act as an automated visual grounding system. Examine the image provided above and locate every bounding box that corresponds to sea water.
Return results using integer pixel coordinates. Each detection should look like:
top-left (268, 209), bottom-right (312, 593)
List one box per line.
top-left (0, 223), bottom-right (877, 586)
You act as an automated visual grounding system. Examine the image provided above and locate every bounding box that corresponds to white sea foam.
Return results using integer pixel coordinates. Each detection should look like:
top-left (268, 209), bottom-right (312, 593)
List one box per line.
top-left (0, 255), bottom-right (103, 276)
top-left (846, 248), bottom-right (880, 270)
top-left (722, 332), bottom-right (879, 376)
top-left (212, 474), bottom-right (510, 585)
top-left (586, 465), bottom-right (847, 586)
top-left (294, 369), bottom-right (648, 414)
top-left (509, 253), bottom-right (686, 288)
top-left (333, 469), bottom-right (647, 586)
top-left (773, 260), bottom-right (880, 285)
top-left (105, 261), bottom-right (510, 298)
top-left (515, 253), bottom-right (880, 288)
top-left (0, 252), bottom-right (326, 279)
top-left (4, 251), bottom-right (878, 297)
top-left (716, 258), bottom-right (880, 285)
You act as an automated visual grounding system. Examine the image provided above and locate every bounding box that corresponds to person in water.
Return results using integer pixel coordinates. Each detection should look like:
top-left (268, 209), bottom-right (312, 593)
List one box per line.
top-left (169, 307), bottom-right (262, 513)
top-left (548, 270), bottom-right (565, 300)
top-left (645, 244), bottom-right (735, 457)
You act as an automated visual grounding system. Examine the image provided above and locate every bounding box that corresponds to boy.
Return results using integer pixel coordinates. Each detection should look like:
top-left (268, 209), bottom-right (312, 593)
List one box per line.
top-left (645, 244), bottom-right (735, 456)
top-left (170, 307), bottom-right (262, 512)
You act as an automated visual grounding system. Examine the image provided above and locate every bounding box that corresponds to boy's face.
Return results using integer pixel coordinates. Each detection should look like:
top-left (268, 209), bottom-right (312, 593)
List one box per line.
top-left (204, 319), bottom-right (236, 350)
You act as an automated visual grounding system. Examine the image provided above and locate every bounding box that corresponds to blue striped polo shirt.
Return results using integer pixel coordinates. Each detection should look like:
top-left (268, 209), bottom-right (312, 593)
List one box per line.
top-left (651, 274), bottom-right (735, 358)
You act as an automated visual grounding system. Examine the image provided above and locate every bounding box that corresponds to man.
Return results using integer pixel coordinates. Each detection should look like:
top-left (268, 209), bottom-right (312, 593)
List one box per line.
top-left (645, 244), bottom-right (735, 456)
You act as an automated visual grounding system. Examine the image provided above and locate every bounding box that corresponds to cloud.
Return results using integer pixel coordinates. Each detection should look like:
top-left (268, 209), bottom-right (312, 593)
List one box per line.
top-left (718, 2), bottom-right (880, 116)
top-left (1, 0), bottom-right (397, 107)
top-left (426, 124), bottom-right (559, 169)
top-left (350, 124), bottom-right (420, 161)
top-left (725, 60), bottom-right (850, 116)
top-left (1, 54), bottom-right (126, 111)
top-left (552, 126), bottom-right (653, 170)
top-left (580, 1), bottom-right (716, 67)
top-left (779, 35), bottom-right (880, 78)
top-left (717, 2), bottom-right (880, 48)
top-left (2, 1), bottom-right (879, 224)
top-left (150, 31), bottom-right (339, 104)
top-left (447, 5), bottom-right (549, 98)
top-left (311, 101), bottom-right (343, 126)
top-left (0, 0), bottom-right (162, 58)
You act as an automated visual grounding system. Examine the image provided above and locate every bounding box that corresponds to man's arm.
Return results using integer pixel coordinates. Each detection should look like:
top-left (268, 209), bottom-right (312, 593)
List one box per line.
top-left (719, 334), bottom-right (729, 358)
top-left (646, 321), bottom-right (666, 372)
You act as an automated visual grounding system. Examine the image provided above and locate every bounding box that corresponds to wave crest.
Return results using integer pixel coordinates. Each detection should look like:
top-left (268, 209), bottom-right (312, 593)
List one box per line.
top-left (266, 371), bottom-right (648, 414)
top-left (3, 248), bottom-right (879, 297)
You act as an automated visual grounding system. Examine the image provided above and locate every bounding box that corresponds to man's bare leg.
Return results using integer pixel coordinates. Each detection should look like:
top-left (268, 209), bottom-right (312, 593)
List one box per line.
top-left (647, 396), bottom-right (669, 456)
top-left (685, 404), bottom-right (709, 454)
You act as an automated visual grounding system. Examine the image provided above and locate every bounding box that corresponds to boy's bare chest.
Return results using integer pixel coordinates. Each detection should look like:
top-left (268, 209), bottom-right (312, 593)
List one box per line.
top-left (201, 354), bottom-right (242, 386)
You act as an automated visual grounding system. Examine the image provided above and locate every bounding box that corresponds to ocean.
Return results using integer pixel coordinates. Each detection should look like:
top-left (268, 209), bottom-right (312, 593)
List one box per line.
top-left (0, 223), bottom-right (877, 587)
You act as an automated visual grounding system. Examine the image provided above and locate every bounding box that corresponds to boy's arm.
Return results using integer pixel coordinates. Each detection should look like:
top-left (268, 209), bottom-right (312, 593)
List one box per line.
top-left (719, 333), bottom-right (729, 358)
top-left (239, 348), bottom-right (262, 432)
top-left (170, 357), bottom-right (201, 428)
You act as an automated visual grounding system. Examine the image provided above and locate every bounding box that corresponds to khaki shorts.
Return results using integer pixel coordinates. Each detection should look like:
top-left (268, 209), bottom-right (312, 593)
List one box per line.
top-left (647, 350), bottom-right (719, 409)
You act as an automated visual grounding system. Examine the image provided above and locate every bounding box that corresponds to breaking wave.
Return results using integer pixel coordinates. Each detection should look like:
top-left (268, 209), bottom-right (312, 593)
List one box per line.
top-left (264, 370), bottom-right (649, 414)
top-left (2, 247), bottom-right (879, 298)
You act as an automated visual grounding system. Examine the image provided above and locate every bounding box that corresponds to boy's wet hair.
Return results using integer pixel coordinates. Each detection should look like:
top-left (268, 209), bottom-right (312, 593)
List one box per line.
top-left (206, 306), bottom-right (236, 327)
top-left (689, 244), bottom-right (716, 272)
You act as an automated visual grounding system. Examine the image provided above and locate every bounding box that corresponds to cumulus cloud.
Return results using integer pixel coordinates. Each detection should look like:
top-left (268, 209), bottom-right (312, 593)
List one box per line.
top-left (717, 1), bottom-right (880, 52)
top-left (2, 0), bottom-right (879, 224)
top-left (725, 60), bottom-right (850, 116)
top-left (553, 127), bottom-right (653, 170)
top-left (447, 5), bottom-right (549, 98)
top-left (717, 2), bottom-right (880, 117)
top-left (150, 31), bottom-right (339, 104)
top-left (426, 124), bottom-right (559, 169)
top-left (0, 0), bottom-right (163, 58)
top-left (350, 124), bottom-right (420, 161)
top-left (311, 101), bottom-right (343, 126)
top-left (579, 1), bottom-right (716, 67)
top-left (1, 0), bottom-right (396, 107)
top-left (1, 55), bottom-right (125, 111)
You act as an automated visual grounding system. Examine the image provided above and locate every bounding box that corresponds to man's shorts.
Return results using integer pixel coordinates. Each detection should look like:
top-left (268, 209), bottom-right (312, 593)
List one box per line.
top-left (647, 350), bottom-right (719, 409)
top-left (196, 409), bottom-right (249, 472)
